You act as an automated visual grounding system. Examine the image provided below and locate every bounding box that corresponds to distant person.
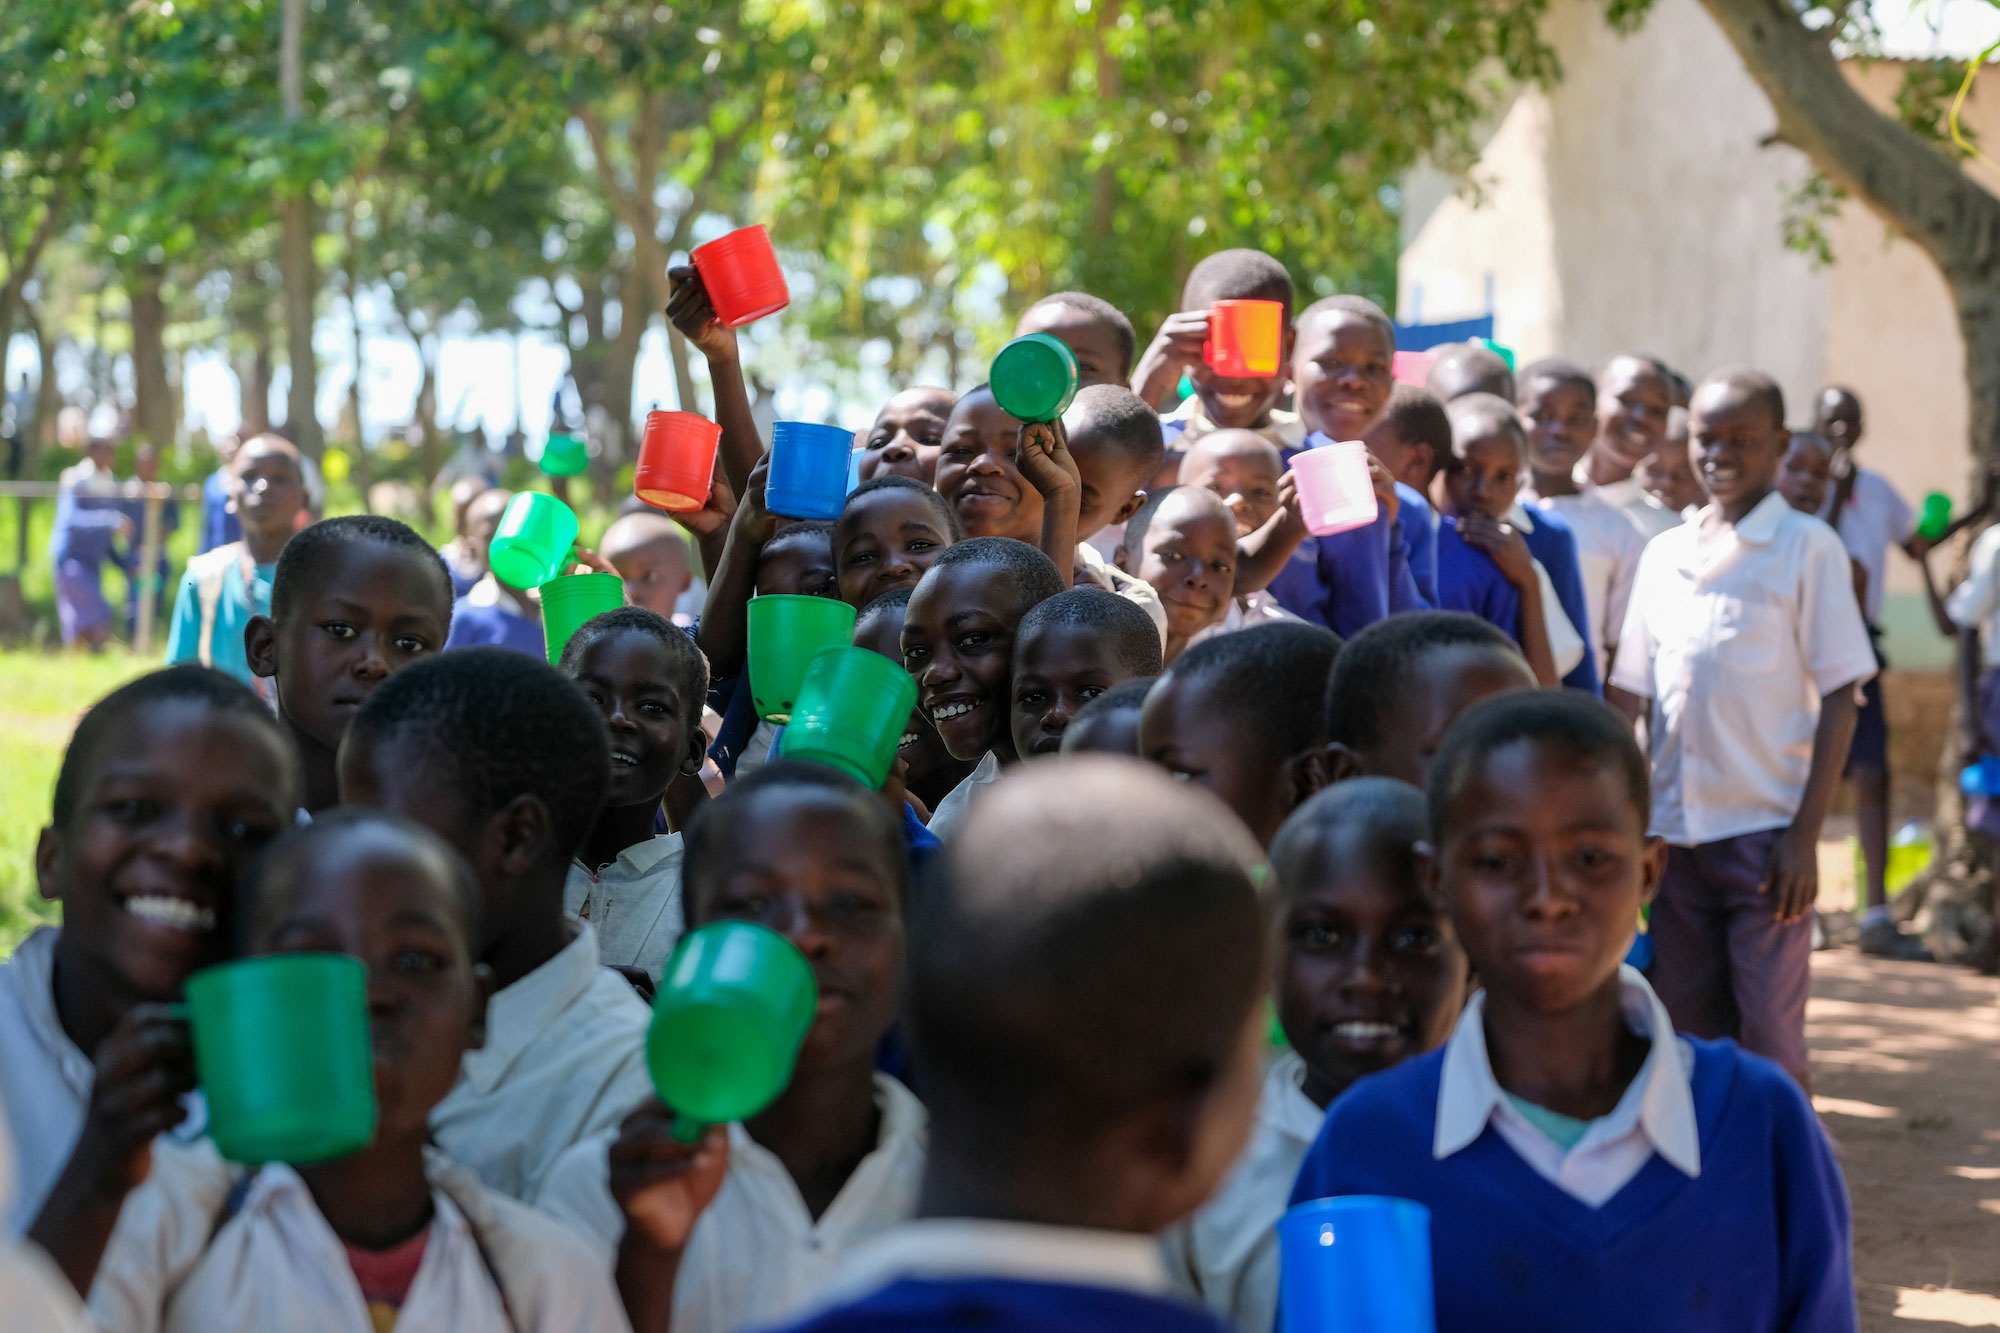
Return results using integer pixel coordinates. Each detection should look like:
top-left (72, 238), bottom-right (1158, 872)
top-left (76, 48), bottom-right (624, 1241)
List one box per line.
top-left (1578, 353), bottom-right (1676, 537)
top-left (165, 435), bottom-right (308, 691)
top-left (48, 439), bottom-right (129, 651)
top-left (444, 490), bottom-right (544, 658)
top-left (195, 434), bottom-right (243, 554)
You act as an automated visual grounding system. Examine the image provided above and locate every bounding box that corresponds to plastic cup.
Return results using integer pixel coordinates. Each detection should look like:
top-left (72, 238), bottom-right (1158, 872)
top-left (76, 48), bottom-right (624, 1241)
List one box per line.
top-left (488, 492), bottom-right (580, 590)
top-left (1204, 299), bottom-right (1284, 377)
top-left (777, 646), bottom-right (920, 788)
top-left (635, 411), bottom-right (723, 512)
top-left (1290, 440), bottom-right (1380, 537)
top-left (648, 920), bottom-right (818, 1138)
top-left (1392, 350), bottom-right (1436, 387)
top-left (539, 432), bottom-right (590, 478)
top-left (990, 333), bottom-right (1079, 423)
top-left (747, 594), bottom-right (858, 722)
top-left (540, 571), bottom-right (626, 665)
top-left (184, 954), bottom-right (377, 1166)
top-left (1278, 1196), bottom-right (1435, 1333)
top-left (1961, 756), bottom-right (2000, 797)
top-left (1920, 491), bottom-right (1953, 542)
top-left (690, 224), bottom-right (790, 328)
top-left (766, 421), bottom-right (857, 520)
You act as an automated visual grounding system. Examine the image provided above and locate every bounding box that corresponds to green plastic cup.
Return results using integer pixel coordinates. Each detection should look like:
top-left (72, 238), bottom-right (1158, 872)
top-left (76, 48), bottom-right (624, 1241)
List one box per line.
top-left (488, 492), bottom-right (580, 590)
top-left (539, 432), bottom-right (590, 478)
top-left (990, 333), bottom-right (1079, 423)
top-left (540, 571), bottom-right (626, 665)
top-left (648, 921), bottom-right (817, 1139)
top-left (184, 954), bottom-right (376, 1166)
top-left (1920, 491), bottom-right (1952, 542)
top-left (747, 594), bottom-right (857, 722)
top-left (777, 646), bottom-right (919, 788)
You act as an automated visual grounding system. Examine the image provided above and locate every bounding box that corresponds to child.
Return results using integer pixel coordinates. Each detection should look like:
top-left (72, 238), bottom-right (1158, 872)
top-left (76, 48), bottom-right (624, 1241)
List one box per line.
top-left (61, 811), bottom-right (624, 1330)
top-left (165, 434), bottom-right (308, 690)
top-left (443, 488), bottom-right (547, 657)
top-left (1139, 622), bottom-right (1341, 847)
top-left (538, 762), bottom-right (924, 1333)
top-left (340, 649), bottom-right (654, 1201)
top-left (1059, 676), bottom-right (1157, 757)
top-left (558, 607), bottom-right (711, 982)
top-left (1014, 291), bottom-right (1136, 390)
top-left (932, 384), bottom-right (1082, 576)
top-left (1323, 611), bottom-right (1538, 788)
top-left (1425, 341), bottom-right (1515, 404)
top-left (1633, 408), bottom-right (1702, 535)
top-left (858, 387), bottom-right (960, 485)
top-left (50, 438), bottom-right (128, 652)
top-left (1580, 353), bottom-right (1676, 528)
top-left (1361, 383), bottom-right (1449, 498)
top-left (1776, 431), bottom-right (1834, 518)
top-left (438, 477), bottom-right (493, 596)
top-left (1137, 249), bottom-right (1302, 450)
top-left (833, 476), bottom-right (959, 610)
top-left (3, 668), bottom-right (298, 1237)
top-left (1609, 370), bottom-right (1876, 1088)
top-left (1009, 587), bottom-right (1165, 758)
top-left (1292, 690), bottom-right (1856, 1332)
top-left (763, 757), bottom-right (1269, 1333)
top-left (901, 538), bottom-right (1066, 839)
top-left (602, 509), bottom-right (698, 623)
top-left (1518, 358), bottom-right (1649, 683)
top-left (854, 589), bottom-right (976, 813)
top-left (1061, 386), bottom-right (1171, 635)
top-left (1164, 778), bottom-right (1468, 1333)
top-left (244, 515), bottom-right (456, 815)
top-left (1176, 431), bottom-right (1306, 635)
top-left (1115, 487), bottom-right (1237, 664)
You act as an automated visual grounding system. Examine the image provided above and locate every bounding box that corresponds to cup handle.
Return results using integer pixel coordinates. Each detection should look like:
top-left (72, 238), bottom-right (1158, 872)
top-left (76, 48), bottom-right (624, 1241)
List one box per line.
top-left (669, 1113), bottom-right (706, 1145)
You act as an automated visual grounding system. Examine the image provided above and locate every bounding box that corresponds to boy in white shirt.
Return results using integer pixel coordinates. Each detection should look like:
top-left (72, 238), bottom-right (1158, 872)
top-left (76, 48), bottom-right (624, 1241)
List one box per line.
top-left (1609, 370), bottom-right (1876, 1088)
top-left (1578, 353), bottom-right (1679, 539)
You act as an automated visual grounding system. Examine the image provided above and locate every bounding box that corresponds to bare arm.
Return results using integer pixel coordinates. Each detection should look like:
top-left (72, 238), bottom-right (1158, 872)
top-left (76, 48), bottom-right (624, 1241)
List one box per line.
top-left (1762, 685), bottom-right (1860, 924)
top-left (694, 459), bottom-right (776, 681)
top-left (665, 265), bottom-right (765, 496)
top-left (1233, 472), bottom-right (1307, 596)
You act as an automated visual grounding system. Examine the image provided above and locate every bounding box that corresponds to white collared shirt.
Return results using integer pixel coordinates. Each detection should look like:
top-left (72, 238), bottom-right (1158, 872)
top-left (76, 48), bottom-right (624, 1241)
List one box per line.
top-left (1186, 590), bottom-right (1304, 651)
top-left (1818, 466), bottom-right (1913, 624)
top-left (0, 1097), bottom-right (91, 1333)
top-left (1161, 400), bottom-right (1308, 455)
top-left (1521, 486), bottom-right (1652, 674)
top-left (824, 1217), bottom-right (1172, 1312)
top-left (431, 921), bottom-right (652, 1203)
top-left (1161, 1052), bottom-right (1323, 1333)
top-left (1611, 491), bottom-right (1877, 845)
top-left (1434, 967), bottom-right (1701, 1208)
top-left (566, 833), bottom-right (686, 981)
top-left (1948, 525), bottom-right (2000, 665)
top-left (1075, 541), bottom-right (1170, 649)
top-left (925, 750), bottom-right (1004, 842)
top-left (540, 1074), bottom-right (927, 1333)
top-left (1578, 464), bottom-right (1681, 539)
top-left (86, 1140), bottom-right (625, 1333)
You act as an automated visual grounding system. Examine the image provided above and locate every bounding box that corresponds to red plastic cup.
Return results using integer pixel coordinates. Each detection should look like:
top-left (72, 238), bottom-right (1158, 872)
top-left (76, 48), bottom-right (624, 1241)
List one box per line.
top-left (1204, 299), bottom-right (1284, 377)
top-left (1291, 440), bottom-right (1380, 537)
top-left (635, 411), bottom-right (723, 512)
top-left (690, 225), bottom-right (790, 328)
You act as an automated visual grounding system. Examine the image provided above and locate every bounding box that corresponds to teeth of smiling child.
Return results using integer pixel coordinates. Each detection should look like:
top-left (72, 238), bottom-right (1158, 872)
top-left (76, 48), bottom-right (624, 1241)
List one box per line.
top-left (611, 752), bottom-right (638, 767)
top-left (931, 702), bottom-right (977, 721)
top-left (125, 895), bottom-right (216, 933)
top-left (899, 732), bottom-right (920, 749)
top-left (1333, 1021), bottom-right (1399, 1040)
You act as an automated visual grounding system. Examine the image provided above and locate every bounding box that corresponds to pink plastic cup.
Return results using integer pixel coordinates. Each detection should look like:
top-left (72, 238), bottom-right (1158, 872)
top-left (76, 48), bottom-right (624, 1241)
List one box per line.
top-left (635, 411), bottom-right (723, 512)
top-left (1204, 299), bottom-right (1284, 377)
top-left (1391, 350), bottom-right (1436, 387)
top-left (690, 225), bottom-right (790, 328)
top-left (1290, 440), bottom-right (1379, 537)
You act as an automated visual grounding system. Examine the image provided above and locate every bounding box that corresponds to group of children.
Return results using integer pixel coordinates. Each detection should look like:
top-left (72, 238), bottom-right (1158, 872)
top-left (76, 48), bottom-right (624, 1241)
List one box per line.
top-left (10, 243), bottom-right (1940, 1332)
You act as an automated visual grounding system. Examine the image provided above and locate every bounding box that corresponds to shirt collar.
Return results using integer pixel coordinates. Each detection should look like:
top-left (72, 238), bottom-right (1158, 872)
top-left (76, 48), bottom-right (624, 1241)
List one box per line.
top-left (575, 832), bottom-right (682, 881)
top-left (1718, 489), bottom-right (1792, 545)
top-left (1263, 1050), bottom-right (1328, 1145)
top-left (3, 928), bottom-right (94, 1100)
top-left (1434, 965), bottom-right (1700, 1179)
top-left (459, 923), bottom-right (602, 1094)
top-left (835, 1218), bottom-right (1170, 1298)
top-left (1507, 501), bottom-right (1537, 533)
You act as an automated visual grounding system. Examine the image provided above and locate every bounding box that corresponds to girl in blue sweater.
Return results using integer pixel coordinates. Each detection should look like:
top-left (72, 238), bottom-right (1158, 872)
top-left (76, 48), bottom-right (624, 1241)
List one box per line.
top-left (1290, 689), bottom-right (1855, 1333)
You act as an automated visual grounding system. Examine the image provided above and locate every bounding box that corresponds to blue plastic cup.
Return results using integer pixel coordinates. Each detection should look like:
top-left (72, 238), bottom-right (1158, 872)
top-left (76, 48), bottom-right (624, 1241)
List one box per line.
top-left (1961, 756), bottom-right (2000, 798)
top-left (766, 422), bottom-right (856, 520)
top-left (1277, 1196), bottom-right (1435, 1333)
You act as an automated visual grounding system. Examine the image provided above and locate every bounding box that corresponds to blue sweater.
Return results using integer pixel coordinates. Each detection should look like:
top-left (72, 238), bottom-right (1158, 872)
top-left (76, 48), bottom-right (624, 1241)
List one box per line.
top-left (1517, 503), bottom-right (1600, 694)
top-left (1289, 1038), bottom-right (1856, 1333)
top-left (1268, 435), bottom-right (1432, 638)
top-left (762, 1277), bottom-right (1234, 1333)
top-left (1434, 519), bottom-right (1521, 638)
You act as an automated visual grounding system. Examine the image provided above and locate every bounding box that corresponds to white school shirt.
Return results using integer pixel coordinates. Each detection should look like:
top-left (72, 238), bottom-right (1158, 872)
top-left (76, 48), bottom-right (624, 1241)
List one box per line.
top-left (1818, 466), bottom-right (1914, 624)
top-left (1434, 966), bottom-right (1701, 1208)
top-left (925, 750), bottom-right (1003, 842)
top-left (567, 833), bottom-right (686, 982)
top-left (1075, 541), bottom-right (1170, 649)
top-left (431, 921), bottom-right (652, 1203)
top-left (87, 1140), bottom-right (628, 1333)
top-left (1160, 1051), bottom-right (1323, 1333)
top-left (1523, 486), bottom-right (1650, 675)
top-left (1610, 491), bottom-right (1877, 845)
top-left (539, 1074), bottom-right (927, 1333)
top-left (1947, 525), bottom-right (2000, 666)
top-left (1161, 400), bottom-right (1309, 455)
top-left (1577, 463), bottom-right (1680, 541)
top-left (0, 1098), bottom-right (91, 1333)
top-left (1186, 589), bottom-right (1302, 650)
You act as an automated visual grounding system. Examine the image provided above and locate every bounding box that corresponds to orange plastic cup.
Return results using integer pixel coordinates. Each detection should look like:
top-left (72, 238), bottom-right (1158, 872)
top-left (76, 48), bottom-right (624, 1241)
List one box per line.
top-left (690, 225), bottom-right (790, 328)
top-left (1204, 299), bottom-right (1284, 377)
top-left (635, 411), bottom-right (723, 512)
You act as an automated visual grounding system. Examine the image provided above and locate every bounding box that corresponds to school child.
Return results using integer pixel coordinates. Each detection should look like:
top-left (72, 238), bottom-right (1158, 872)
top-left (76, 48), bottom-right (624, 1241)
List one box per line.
top-left (1165, 778), bottom-right (1468, 1333)
top-left (1014, 291), bottom-right (1137, 390)
top-left (1776, 431), bottom-right (1835, 519)
top-left (1136, 249), bottom-right (1302, 451)
top-left (196, 434), bottom-right (243, 555)
top-left (1, 667), bottom-right (299, 1238)
top-left (1432, 393), bottom-right (1583, 689)
top-left (833, 476), bottom-right (959, 610)
top-left (557, 607), bottom-right (711, 983)
top-left (442, 487), bottom-right (548, 657)
top-left (1139, 622), bottom-right (1342, 847)
top-left (50, 438), bottom-right (128, 651)
top-left (1633, 408), bottom-right (1703, 532)
top-left (858, 387), bottom-right (960, 485)
top-left (1323, 611), bottom-right (1538, 789)
top-left (54, 810), bottom-right (625, 1331)
top-left (1475, 391), bottom-right (1597, 693)
top-left (1059, 676), bottom-right (1158, 757)
top-left (1176, 430), bottom-right (1306, 636)
top-left (1009, 587), bottom-right (1165, 758)
top-left (1609, 371), bottom-right (1876, 1088)
top-left (1060, 385), bottom-right (1171, 632)
top-left (901, 538), bottom-right (1067, 839)
top-left (339, 649), bottom-right (654, 1201)
top-left (1292, 690), bottom-right (1857, 1332)
top-left (853, 589), bottom-right (977, 814)
top-left (165, 434), bottom-right (308, 690)
top-left (602, 510), bottom-right (699, 624)
top-left (1115, 487), bottom-right (1238, 665)
top-left (1579, 353), bottom-right (1676, 530)
top-left (932, 385), bottom-right (1080, 569)
top-left (1360, 384), bottom-right (1447, 498)
top-left (764, 757), bottom-right (1268, 1333)
top-left (1425, 341), bottom-right (1515, 404)
top-left (243, 516), bottom-right (455, 816)
top-left (1518, 358), bottom-right (1649, 683)
top-left (438, 479), bottom-right (495, 597)
top-left (539, 762), bottom-right (925, 1333)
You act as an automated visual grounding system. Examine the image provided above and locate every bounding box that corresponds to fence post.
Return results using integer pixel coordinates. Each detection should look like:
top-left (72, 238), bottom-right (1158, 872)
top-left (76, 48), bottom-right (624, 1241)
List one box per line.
top-left (134, 486), bottom-right (164, 654)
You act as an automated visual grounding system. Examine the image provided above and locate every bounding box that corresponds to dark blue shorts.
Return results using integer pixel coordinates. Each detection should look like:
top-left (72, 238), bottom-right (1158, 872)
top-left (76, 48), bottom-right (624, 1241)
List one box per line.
top-left (1845, 674), bottom-right (1888, 773)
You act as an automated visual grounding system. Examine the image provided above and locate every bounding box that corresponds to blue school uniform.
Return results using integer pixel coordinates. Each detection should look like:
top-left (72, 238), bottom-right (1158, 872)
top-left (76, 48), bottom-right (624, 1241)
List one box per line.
top-left (443, 586), bottom-right (544, 657)
top-left (198, 467), bottom-right (240, 554)
top-left (1514, 502), bottom-right (1599, 694)
top-left (1266, 434), bottom-right (1431, 638)
top-left (49, 467), bottom-right (126, 643)
top-left (773, 1278), bottom-right (1231, 1333)
top-left (1433, 518), bottom-right (1521, 636)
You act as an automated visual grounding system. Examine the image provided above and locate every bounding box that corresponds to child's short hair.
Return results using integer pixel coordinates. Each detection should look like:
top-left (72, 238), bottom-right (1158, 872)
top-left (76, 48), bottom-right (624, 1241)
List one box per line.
top-left (1375, 384), bottom-right (1452, 458)
top-left (1427, 690), bottom-right (1649, 844)
top-left (838, 475), bottom-right (962, 541)
top-left (1426, 343), bottom-right (1515, 403)
top-left (1270, 776), bottom-right (1429, 901)
top-left (1016, 587), bottom-right (1165, 678)
top-left (1297, 294), bottom-right (1395, 350)
top-left (1068, 675), bottom-right (1156, 730)
top-left (769, 519), bottom-right (835, 549)
top-left (1062, 384), bottom-right (1165, 479)
top-left (557, 605), bottom-right (710, 703)
top-left (855, 585), bottom-right (915, 638)
top-left (1324, 611), bottom-right (1520, 752)
top-left (1119, 484), bottom-right (1234, 562)
top-left (682, 759), bottom-right (908, 913)
top-left (1167, 623), bottom-right (1342, 755)
top-left (1444, 393), bottom-right (1526, 453)
top-left (269, 515), bottom-right (453, 626)
top-left (52, 665), bottom-right (288, 828)
top-left (1025, 292), bottom-right (1137, 380)
top-left (243, 807), bottom-right (484, 950)
top-left (1183, 249), bottom-right (1295, 320)
top-left (349, 648), bottom-right (610, 859)
top-left (1516, 356), bottom-right (1595, 402)
top-left (927, 536), bottom-right (1065, 603)
top-left (1697, 367), bottom-right (1786, 428)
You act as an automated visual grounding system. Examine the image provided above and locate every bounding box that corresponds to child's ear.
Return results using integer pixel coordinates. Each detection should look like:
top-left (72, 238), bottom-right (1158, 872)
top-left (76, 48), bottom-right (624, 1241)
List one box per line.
top-left (489, 794), bottom-right (553, 881)
top-left (681, 726), bottom-right (708, 777)
top-left (1110, 489), bottom-right (1147, 528)
top-left (33, 826), bottom-right (63, 904)
top-left (1283, 746), bottom-right (1329, 813)
top-left (465, 962), bottom-right (497, 1052)
top-left (244, 615), bottom-right (279, 681)
top-left (1414, 839), bottom-right (1446, 909)
top-left (1321, 743), bottom-right (1364, 785)
top-left (1639, 833), bottom-right (1668, 909)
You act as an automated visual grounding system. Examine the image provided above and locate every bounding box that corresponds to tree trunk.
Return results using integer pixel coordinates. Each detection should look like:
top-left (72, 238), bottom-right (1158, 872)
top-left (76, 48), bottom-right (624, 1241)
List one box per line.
top-left (128, 262), bottom-right (174, 447)
top-left (278, 0), bottom-right (321, 456)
